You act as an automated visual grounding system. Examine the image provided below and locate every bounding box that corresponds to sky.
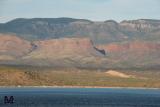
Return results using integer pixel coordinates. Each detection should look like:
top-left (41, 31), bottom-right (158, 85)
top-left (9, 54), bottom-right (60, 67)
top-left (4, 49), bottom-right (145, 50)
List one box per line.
top-left (0, 0), bottom-right (160, 23)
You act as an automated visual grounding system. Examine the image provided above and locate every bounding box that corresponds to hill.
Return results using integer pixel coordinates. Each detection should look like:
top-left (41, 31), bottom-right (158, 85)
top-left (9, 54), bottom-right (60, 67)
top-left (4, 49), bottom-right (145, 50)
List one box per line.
top-left (0, 18), bottom-right (160, 69)
top-left (0, 18), bottom-right (160, 44)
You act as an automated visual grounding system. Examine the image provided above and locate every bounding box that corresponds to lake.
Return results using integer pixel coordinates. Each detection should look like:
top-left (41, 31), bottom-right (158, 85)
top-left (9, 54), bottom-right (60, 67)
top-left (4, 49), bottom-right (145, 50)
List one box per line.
top-left (0, 87), bottom-right (160, 107)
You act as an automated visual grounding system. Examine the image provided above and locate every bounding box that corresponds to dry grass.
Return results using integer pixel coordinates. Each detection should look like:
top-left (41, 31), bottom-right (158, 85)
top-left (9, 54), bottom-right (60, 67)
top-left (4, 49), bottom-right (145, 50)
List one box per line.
top-left (0, 65), bottom-right (160, 88)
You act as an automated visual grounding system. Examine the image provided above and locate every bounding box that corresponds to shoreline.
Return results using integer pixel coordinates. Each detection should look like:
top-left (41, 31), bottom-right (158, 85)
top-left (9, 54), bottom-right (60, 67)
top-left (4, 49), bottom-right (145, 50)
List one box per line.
top-left (0, 86), bottom-right (160, 90)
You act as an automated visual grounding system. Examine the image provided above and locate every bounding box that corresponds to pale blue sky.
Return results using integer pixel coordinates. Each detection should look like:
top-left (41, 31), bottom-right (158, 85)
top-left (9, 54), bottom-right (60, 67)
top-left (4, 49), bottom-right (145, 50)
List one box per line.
top-left (0, 0), bottom-right (160, 23)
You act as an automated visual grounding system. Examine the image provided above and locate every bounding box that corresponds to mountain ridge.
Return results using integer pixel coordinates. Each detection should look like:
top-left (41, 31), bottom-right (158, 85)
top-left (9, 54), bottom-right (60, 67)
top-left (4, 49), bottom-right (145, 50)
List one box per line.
top-left (0, 18), bottom-right (160, 44)
top-left (0, 18), bottom-right (160, 69)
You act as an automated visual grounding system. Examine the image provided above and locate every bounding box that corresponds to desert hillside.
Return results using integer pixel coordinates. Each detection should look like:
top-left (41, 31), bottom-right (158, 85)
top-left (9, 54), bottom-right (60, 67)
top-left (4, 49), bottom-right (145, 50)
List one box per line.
top-left (0, 65), bottom-right (160, 88)
top-left (0, 18), bottom-right (160, 69)
top-left (0, 33), bottom-right (159, 69)
top-left (0, 18), bottom-right (160, 87)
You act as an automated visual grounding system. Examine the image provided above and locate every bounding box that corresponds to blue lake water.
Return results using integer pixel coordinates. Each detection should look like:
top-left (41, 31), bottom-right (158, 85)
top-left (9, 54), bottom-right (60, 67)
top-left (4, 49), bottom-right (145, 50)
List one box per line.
top-left (0, 88), bottom-right (160, 107)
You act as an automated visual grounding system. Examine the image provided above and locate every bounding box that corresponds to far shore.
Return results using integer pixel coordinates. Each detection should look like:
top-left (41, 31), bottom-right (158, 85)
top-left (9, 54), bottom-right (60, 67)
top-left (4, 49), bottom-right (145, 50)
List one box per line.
top-left (0, 86), bottom-right (160, 90)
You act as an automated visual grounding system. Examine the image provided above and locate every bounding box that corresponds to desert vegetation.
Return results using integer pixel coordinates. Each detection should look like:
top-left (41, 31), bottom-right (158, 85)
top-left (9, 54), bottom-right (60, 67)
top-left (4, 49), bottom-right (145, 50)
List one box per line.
top-left (0, 65), bottom-right (160, 88)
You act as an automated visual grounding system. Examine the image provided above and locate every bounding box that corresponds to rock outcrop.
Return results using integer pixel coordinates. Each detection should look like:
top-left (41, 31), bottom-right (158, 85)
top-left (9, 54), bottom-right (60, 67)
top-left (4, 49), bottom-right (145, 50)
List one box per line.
top-left (120, 19), bottom-right (160, 32)
top-left (25, 38), bottom-right (103, 59)
top-left (97, 41), bottom-right (160, 68)
top-left (0, 34), bottom-right (104, 60)
top-left (97, 41), bottom-right (160, 54)
top-left (0, 34), bottom-right (32, 59)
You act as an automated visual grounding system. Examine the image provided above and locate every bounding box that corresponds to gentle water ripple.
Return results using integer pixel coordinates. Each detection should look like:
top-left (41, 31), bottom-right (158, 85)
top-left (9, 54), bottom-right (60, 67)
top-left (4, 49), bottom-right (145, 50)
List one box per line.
top-left (0, 88), bottom-right (160, 107)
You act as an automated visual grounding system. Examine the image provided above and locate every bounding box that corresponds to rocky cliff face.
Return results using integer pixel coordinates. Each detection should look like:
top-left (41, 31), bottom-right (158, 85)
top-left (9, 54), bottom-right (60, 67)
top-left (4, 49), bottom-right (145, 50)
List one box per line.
top-left (97, 41), bottom-right (160, 68)
top-left (120, 19), bottom-right (160, 32)
top-left (24, 38), bottom-right (103, 59)
top-left (98, 41), bottom-right (160, 53)
top-left (0, 33), bottom-right (159, 69)
top-left (35, 38), bottom-right (93, 54)
top-left (0, 34), bottom-right (32, 60)
top-left (0, 34), bottom-right (105, 67)
top-left (0, 18), bottom-right (160, 69)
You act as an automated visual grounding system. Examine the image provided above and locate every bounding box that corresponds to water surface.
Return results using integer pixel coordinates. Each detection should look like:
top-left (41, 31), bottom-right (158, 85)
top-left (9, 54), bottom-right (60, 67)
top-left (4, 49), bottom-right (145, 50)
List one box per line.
top-left (0, 87), bottom-right (160, 107)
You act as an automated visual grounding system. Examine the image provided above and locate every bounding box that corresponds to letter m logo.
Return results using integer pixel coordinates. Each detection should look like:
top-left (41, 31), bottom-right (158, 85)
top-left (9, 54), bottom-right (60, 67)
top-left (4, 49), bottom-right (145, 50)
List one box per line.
top-left (4, 96), bottom-right (14, 104)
